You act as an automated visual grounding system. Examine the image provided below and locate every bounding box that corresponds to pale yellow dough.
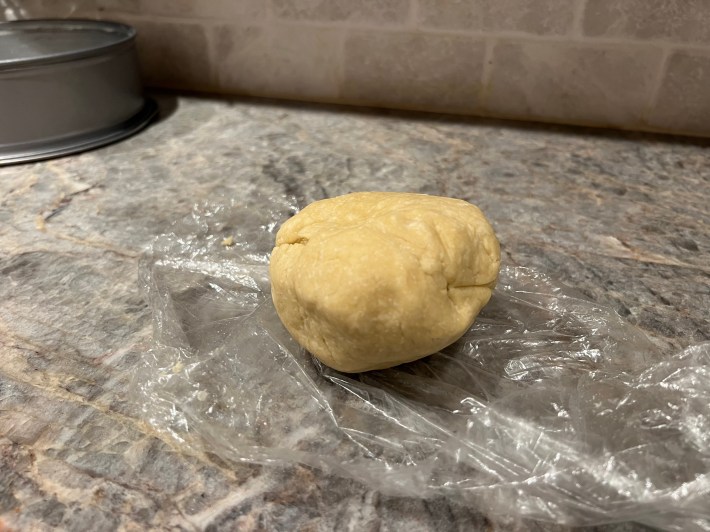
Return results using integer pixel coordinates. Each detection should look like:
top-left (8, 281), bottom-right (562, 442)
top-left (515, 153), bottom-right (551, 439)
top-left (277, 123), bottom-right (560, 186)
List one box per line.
top-left (269, 192), bottom-right (501, 373)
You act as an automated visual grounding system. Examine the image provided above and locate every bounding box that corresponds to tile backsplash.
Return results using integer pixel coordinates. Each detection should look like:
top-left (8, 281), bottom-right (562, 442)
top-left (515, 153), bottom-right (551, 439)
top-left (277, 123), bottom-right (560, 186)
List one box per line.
top-left (6, 0), bottom-right (710, 137)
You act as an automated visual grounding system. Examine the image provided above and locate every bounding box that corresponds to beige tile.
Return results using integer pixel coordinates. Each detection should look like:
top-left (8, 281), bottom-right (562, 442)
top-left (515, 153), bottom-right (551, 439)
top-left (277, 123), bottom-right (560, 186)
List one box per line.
top-left (583, 0), bottom-right (710, 44)
top-left (417, 0), bottom-right (574, 35)
top-left (63, 0), bottom-right (98, 18)
top-left (128, 19), bottom-right (214, 89)
top-left (343, 31), bottom-right (485, 113)
top-left (485, 41), bottom-right (663, 128)
top-left (133, 0), bottom-right (265, 19)
top-left (135, 0), bottom-right (195, 16)
top-left (194, 0), bottom-right (265, 20)
top-left (96, 0), bottom-right (138, 14)
top-left (213, 24), bottom-right (342, 100)
top-left (5, 0), bottom-right (97, 19)
top-left (649, 51), bottom-right (710, 136)
top-left (272, 0), bottom-right (409, 25)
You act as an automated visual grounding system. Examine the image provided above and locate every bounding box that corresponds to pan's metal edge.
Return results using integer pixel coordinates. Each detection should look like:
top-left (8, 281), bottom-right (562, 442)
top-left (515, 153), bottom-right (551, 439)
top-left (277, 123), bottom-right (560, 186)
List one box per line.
top-left (0, 98), bottom-right (158, 166)
top-left (0, 19), bottom-right (136, 70)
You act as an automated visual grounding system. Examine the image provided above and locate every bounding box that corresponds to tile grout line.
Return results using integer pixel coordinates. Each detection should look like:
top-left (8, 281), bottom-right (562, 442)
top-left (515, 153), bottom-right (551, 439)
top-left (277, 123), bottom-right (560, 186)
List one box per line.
top-left (406, 0), bottom-right (419, 30)
top-left (336, 27), bottom-right (347, 102)
top-left (645, 45), bottom-right (674, 124)
top-left (97, 10), bottom-right (710, 53)
top-left (570, 0), bottom-right (587, 39)
top-left (479, 38), bottom-right (495, 112)
top-left (281, 19), bottom-right (709, 50)
top-left (204, 17), bottom-right (218, 91)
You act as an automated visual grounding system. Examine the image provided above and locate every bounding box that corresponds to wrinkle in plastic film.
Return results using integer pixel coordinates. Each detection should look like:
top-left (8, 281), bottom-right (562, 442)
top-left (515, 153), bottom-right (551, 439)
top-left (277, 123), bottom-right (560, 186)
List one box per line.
top-left (133, 197), bottom-right (710, 530)
top-left (1, 2), bottom-right (92, 21)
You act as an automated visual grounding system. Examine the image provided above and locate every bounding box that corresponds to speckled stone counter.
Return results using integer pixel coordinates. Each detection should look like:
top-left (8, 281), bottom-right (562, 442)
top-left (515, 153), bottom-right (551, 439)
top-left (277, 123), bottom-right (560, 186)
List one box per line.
top-left (1, 93), bottom-right (708, 531)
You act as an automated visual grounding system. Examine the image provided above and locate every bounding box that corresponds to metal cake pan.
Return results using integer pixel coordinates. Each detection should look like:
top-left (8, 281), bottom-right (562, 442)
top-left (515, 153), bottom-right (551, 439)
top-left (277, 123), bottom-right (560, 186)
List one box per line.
top-left (0, 19), bottom-right (157, 165)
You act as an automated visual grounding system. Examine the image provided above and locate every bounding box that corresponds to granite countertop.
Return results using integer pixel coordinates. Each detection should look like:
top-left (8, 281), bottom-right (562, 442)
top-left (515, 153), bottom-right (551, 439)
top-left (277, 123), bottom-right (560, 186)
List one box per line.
top-left (1, 93), bottom-right (708, 531)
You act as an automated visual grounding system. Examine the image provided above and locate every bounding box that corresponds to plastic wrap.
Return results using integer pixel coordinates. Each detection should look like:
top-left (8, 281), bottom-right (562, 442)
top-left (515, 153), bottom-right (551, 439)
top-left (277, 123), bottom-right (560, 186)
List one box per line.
top-left (134, 196), bottom-right (710, 530)
top-left (1, 1), bottom-right (93, 22)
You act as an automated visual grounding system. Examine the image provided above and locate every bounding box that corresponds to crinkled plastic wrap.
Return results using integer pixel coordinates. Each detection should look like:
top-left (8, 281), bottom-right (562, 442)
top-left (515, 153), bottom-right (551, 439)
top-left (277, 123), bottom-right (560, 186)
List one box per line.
top-left (134, 197), bottom-right (710, 530)
top-left (1, 1), bottom-right (92, 21)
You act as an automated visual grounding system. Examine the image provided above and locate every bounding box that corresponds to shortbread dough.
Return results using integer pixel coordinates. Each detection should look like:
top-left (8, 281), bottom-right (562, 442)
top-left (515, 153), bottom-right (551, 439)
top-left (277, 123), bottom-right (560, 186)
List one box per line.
top-left (269, 192), bottom-right (500, 372)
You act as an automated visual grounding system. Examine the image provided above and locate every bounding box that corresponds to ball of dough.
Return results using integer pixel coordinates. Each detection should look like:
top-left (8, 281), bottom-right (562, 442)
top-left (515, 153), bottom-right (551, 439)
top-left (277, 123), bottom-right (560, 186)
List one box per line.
top-left (269, 192), bottom-right (500, 373)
